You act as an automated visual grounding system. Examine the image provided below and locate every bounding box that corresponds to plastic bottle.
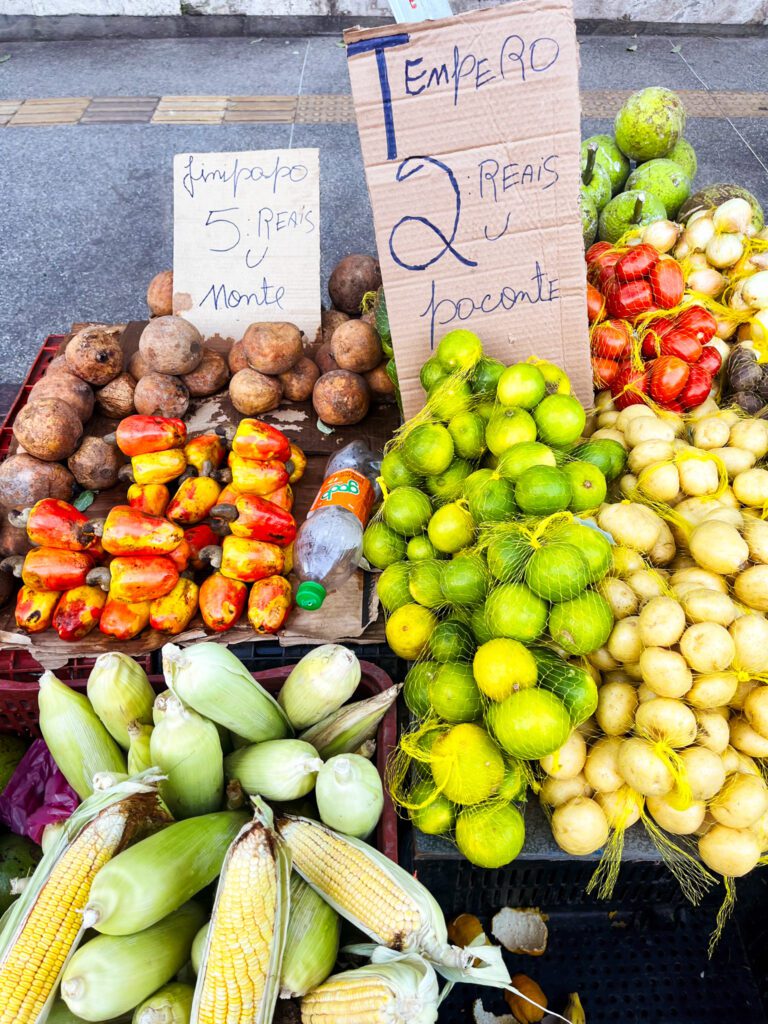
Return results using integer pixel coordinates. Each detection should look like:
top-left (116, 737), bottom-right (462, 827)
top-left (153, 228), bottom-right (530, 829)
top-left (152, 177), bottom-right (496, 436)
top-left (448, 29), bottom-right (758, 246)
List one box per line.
top-left (294, 442), bottom-right (381, 611)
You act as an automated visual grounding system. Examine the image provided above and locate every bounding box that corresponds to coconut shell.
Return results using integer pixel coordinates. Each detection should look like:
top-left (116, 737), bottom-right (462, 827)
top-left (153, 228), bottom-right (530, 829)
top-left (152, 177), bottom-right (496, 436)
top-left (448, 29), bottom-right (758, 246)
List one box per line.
top-left (243, 322), bottom-right (303, 376)
top-left (229, 369), bottom-right (283, 415)
top-left (328, 255), bottom-right (382, 315)
top-left (13, 399), bottom-right (83, 462)
top-left (65, 324), bottom-right (124, 386)
top-left (279, 357), bottom-right (320, 402)
top-left (313, 370), bottom-right (370, 426)
top-left (364, 361), bottom-right (396, 403)
top-left (330, 319), bottom-right (383, 373)
top-left (128, 349), bottom-right (152, 380)
top-left (139, 316), bottom-right (203, 375)
top-left (29, 371), bottom-right (94, 422)
top-left (0, 454), bottom-right (75, 508)
top-left (182, 348), bottom-right (230, 397)
top-left (147, 270), bottom-right (174, 317)
top-left (96, 372), bottom-right (137, 419)
top-left (228, 340), bottom-right (249, 374)
top-left (134, 373), bottom-right (190, 418)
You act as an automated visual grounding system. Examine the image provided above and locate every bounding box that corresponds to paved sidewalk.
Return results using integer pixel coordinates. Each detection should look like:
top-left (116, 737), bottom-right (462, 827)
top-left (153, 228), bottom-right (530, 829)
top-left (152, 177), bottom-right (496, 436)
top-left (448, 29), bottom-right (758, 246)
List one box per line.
top-left (0, 31), bottom-right (766, 394)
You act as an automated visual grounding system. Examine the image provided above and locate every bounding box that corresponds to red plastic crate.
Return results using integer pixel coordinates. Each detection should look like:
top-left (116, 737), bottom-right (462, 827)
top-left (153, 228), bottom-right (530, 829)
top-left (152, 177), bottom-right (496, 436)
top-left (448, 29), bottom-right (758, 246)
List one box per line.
top-left (0, 334), bottom-right (66, 456)
top-left (0, 659), bottom-right (399, 862)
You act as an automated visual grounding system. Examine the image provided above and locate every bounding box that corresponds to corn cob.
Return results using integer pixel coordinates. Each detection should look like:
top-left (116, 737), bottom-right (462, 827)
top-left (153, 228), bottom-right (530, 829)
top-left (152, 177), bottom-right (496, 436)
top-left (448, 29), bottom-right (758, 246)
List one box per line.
top-left (87, 652), bottom-right (155, 749)
top-left (85, 811), bottom-right (248, 935)
top-left (127, 721), bottom-right (154, 775)
top-left (61, 901), bottom-right (205, 1022)
top-left (0, 773), bottom-right (164, 1024)
top-left (192, 803), bottom-right (289, 1024)
top-left (133, 981), bottom-right (194, 1024)
top-left (39, 670), bottom-right (127, 799)
top-left (299, 686), bottom-right (401, 759)
top-left (280, 875), bottom-right (340, 999)
top-left (191, 923), bottom-right (209, 975)
top-left (149, 695), bottom-right (223, 819)
top-left (299, 952), bottom-right (440, 1024)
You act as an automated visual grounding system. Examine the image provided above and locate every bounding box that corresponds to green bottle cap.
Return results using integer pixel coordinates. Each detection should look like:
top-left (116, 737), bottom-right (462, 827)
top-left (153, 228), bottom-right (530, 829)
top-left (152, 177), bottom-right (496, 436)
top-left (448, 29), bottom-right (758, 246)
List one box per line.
top-left (295, 580), bottom-right (327, 610)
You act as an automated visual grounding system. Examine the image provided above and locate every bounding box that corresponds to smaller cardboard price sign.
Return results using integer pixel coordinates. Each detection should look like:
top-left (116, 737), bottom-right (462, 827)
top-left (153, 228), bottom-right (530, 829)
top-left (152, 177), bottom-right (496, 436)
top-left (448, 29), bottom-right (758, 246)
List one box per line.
top-left (173, 148), bottom-right (321, 346)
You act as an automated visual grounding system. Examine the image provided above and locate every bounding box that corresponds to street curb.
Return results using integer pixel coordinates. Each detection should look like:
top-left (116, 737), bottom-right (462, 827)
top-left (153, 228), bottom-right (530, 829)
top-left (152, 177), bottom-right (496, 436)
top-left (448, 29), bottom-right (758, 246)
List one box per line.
top-left (0, 14), bottom-right (766, 42)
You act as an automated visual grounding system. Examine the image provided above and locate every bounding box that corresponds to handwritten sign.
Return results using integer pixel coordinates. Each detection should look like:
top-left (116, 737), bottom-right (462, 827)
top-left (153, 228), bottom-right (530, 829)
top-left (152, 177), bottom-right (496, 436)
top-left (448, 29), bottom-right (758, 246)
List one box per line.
top-left (172, 148), bottom-right (321, 347)
top-left (345, 0), bottom-right (591, 419)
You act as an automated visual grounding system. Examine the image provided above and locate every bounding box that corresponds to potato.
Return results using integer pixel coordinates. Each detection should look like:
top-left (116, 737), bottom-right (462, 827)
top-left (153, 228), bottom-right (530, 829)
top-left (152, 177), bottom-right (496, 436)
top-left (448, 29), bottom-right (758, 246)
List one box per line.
top-left (710, 773), bottom-right (768, 829)
top-left (753, 809), bottom-right (768, 852)
top-left (182, 348), bottom-right (229, 397)
top-left (65, 324), bottom-right (124, 386)
top-left (147, 269), bottom-right (173, 317)
top-left (699, 824), bottom-right (761, 877)
top-left (733, 467), bottom-right (768, 507)
top-left (595, 390), bottom-right (615, 413)
top-left (584, 736), bottom-right (624, 794)
top-left (551, 797), bottom-right (609, 856)
top-left (591, 428), bottom-right (627, 448)
top-left (637, 682), bottom-right (657, 702)
top-left (681, 588), bottom-right (736, 627)
top-left (638, 596), bottom-right (686, 647)
top-left (691, 416), bottom-right (731, 450)
top-left (647, 794), bottom-right (705, 835)
top-left (243, 322), bottom-right (303, 375)
top-left (139, 316), bottom-right (203, 375)
top-left (695, 709), bottom-right (730, 754)
top-left (68, 436), bottom-right (122, 490)
top-left (730, 615), bottom-right (768, 674)
top-left (744, 685), bottom-right (768, 739)
top-left (539, 773), bottom-right (591, 808)
top-left (329, 320), bottom-right (383, 374)
top-left (678, 454), bottom-right (720, 497)
top-left (637, 461), bottom-right (680, 503)
top-left (607, 617), bottom-right (642, 664)
top-left (722, 745), bottom-right (759, 776)
top-left (689, 520), bottom-right (748, 575)
top-left (617, 737), bottom-right (674, 796)
top-left (597, 577), bottom-right (638, 619)
top-left (635, 697), bottom-right (697, 748)
top-left (686, 671), bottom-right (738, 709)
top-left (45, 352), bottom-right (69, 375)
top-left (626, 569), bottom-right (668, 605)
top-left (680, 621), bottom-right (735, 673)
top-left (29, 371), bottom-right (94, 423)
top-left (587, 647), bottom-right (618, 673)
top-left (96, 372), bottom-right (136, 418)
top-left (13, 399), bottom-right (83, 462)
top-left (742, 515), bottom-right (768, 564)
top-left (616, 404), bottom-right (655, 432)
top-left (227, 340), bottom-right (248, 374)
top-left (278, 356), bottom-right (320, 402)
top-left (628, 439), bottom-right (675, 474)
top-left (648, 520), bottom-right (676, 567)
top-left (315, 343), bottom-right (339, 376)
top-left (639, 648), bottom-right (692, 699)
top-left (134, 373), bottom-right (190, 418)
top-left (0, 453), bottom-right (75, 508)
top-left (710, 446), bottom-right (755, 478)
top-left (597, 503), bottom-right (662, 553)
top-left (730, 716), bottom-right (768, 758)
top-left (328, 254), bottom-right (382, 315)
top-left (671, 566), bottom-right (728, 597)
top-left (313, 370), bottom-right (370, 427)
top-left (597, 411), bottom-right (619, 429)
top-left (680, 746), bottom-right (726, 801)
top-left (229, 368), bottom-right (282, 415)
top-left (596, 786), bottom-right (642, 829)
top-left (365, 361), bottom-right (396, 403)
top-left (729, 418), bottom-right (768, 458)
top-left (595, 681), bottom-right (638, 736)
top-left (539, 730), bottom-right (586, 780)
top-left (733, 565), bottom-right (768, 612)
top-left (128, 349), bottom-right (152, 380)
top-left (611, 547), bottom-right (645, 577)
top-left (731, 679), bottom-right (758, 711)
top-left (624, 416), bottom-right (676, 447)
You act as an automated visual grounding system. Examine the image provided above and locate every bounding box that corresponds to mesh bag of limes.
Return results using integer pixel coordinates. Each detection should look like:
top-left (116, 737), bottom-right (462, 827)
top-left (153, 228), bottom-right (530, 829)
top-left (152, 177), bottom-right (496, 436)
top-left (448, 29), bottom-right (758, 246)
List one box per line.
top-left (362, 329), bottom-right (630, 869)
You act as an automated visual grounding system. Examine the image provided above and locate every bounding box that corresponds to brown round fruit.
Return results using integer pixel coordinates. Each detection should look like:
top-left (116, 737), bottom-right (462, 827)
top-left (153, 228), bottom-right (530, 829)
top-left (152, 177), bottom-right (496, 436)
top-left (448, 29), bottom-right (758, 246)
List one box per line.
top-left (96, 372), bottom-right (136, 418)
top-left (328, 254), bottom-right (382, 315)
top-left (279, 356), bottom-right (320, 402)
top-left (29, 371), bottom-right (94, 422)
top-left (0, 518), bottom-right (31, 558)
top-left (330, 319), bottom-right (383, 373)
top-left (228, 339), bottom-right (248, 374)
top-left (242, 322), bottom-right (303, 376)
top-left (0, 454), bottom-right (75, 508)
top-left (13, 399), bottom-right (83, 462)
top-left (365, 361), bottom-right (396, 403)
top-left (229, 368), bottom-right (283, 415)
top-left (68, 436), bottom-right (123, 490)
top-left (182, 348), bottom-right (230, 397)
top-left (315, 343), bottom-right (339, 376)
top-left (139, 316), bottom-right (203, 375)
top-left (65, 324), bottom-right (124, 386)
top-left (313, 370), bottom-right (370, 426)
top-left (128, 349), bottom-right (151, 380)
top-left (147, 270), bottom-right (174, 317)
top-left (45, 353), bottom-right (70, 375)
top-left (134, 373), bottom-right (190, 418)
top-left (314, 309), bottom-right (350, 350)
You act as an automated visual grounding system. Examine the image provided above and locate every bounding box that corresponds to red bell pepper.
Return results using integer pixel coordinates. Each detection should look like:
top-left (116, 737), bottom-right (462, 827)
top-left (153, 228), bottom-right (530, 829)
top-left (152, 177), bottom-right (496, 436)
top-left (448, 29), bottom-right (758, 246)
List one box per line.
top-left (649, 258), bottom-right (685, 309)
top-left (605, 278), bottom-right (654, 319)
top-left (615, 244), bottom-right (659, 283)
top-left (114, 415), bottom-right (187, 456)
top-left (678, 364), bottom-right (714, 410)
top-left (591, 320), bottom-right (631, 360)
top-left (650, 356), bottom-right (691, 405)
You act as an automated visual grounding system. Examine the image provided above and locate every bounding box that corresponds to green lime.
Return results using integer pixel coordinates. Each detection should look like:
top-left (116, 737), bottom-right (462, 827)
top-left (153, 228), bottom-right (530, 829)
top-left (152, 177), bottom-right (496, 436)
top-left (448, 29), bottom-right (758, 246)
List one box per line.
top-left (515, 465), bottom-right (572, 516)
top-left (467, 473), bottom-right (517, 524)
top-left (428, 379), bottom-right (473, 421)
top-left (381, 450), bottom-right (421, 490)
top-left (463, 468), bottom-right (492, 499)
top-left (570, 439), bottom-right (627, 482)
top-left (563, 461), bottom-right (607, 513)
top-left (429, 662), bottom-right (483, 723)
top-left (472, 357), bottom-right (505, 397)
top-left (538, 362), bottom-right (572, 395)
top-left (470, 604), bottom-right (494, 645)
top-left (431, 723), bottom-right (505, 805)
top-left (473, 638), bottom-right (538, 700)
top-left (436, 329), bottom-right (483, 371)
top-left (403, 661), bottom-right (438, 717)
top-left (441, 553), bottom-right (489, 607)
top-left (534, 395), bottom-right (586, 447)
top-left (525, 543), bottom-right (590, 601)
top-left (425, 459), bottom-right (472, 503)
top-left (407, 534), bottom-right (440, 561)
top-left (428, 503), bottom-right (476, 554)
top-left (382, 486), bottom-right (433, 536)
top-left (408, 559), bottom-right (445, 609)
top-left (549, 590), bottom-right (614, 655)
top-left (430, 618), bottom-right (476, 663)
top-left (363, 521), bottom-right (407, 569)
top-left (499, 761), bottom-right (527, 801)
top-left (385, 603), bottom-right (437, 660)
top-left (485, 407), bottom-right (537, 456)
top-left (497, 441), bottom-right (557, 482)
top-left (487, 689), bottom-right (572, 759)
top-left (475, 399), bottom-right (496, 422)
top-left (484, 583), bottom-right (547, 642)
top-left (416, 725), bottom-right (448, 756)
top-left (409, 780), bottom-right (455, 836)
top-left (486, 528), bottom-right (533, 582)
top-left (531, 646), bottom-right (599, 726)
top-left (553, 522), bottom-right (612, 583)
top-left (420, 357), bottom-right (448, 392)
top-left (377, 561), bottom-right (412, 612)
top-left (482, 451), bottom-right (499, 470)
top-left (497, 363), bottom-right (547, 408)
top-left (448, 411), bottom-right (486, 460)
top-left (403, 423), bottom-right (455, 476)
top-left (455, 802), bottom-right (525, 868)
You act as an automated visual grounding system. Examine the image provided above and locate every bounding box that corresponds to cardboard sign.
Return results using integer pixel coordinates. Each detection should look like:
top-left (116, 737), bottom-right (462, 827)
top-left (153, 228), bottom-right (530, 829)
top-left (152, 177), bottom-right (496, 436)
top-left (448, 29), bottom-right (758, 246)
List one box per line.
top-left (345, 1), bottom-right (591, 419)
top-left (172, 148), bottom-right (321, 346)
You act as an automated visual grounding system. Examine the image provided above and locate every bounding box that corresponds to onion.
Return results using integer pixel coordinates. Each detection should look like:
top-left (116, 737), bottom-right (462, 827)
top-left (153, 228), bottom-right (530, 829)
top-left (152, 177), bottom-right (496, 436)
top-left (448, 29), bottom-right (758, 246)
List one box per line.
top-left (741, 270), bottom-right (768, 309)
top-left (315, 753), bottom-right (383, 838)
top-left (707, 232), bottom-right (745, 269)
top-left (673, 239), bottom-right (691, 260)
top-left (699, 823), bottom-right (761, 877)
top-left (729, 281), bottom-right (752, 312)
top-left (715, 314), bottom-right (739, 340)
top-left (642, 219), bottom-right (680, 253)
top-left (687, 268), bottom-right (725, 298)
top-left (684, 216), bottom-right (715, 252)
top-left (713, 197), bottom-right (753, 234)
top-left (748, 308), bottom-right (768, 345)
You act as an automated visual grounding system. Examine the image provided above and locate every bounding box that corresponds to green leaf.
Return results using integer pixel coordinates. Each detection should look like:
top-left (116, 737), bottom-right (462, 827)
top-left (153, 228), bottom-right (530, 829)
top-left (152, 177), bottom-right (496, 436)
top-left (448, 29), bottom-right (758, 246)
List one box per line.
top-left (74, 490), bottom-right (96, 511)
top-left (374, 288), bottom-right (391, 345)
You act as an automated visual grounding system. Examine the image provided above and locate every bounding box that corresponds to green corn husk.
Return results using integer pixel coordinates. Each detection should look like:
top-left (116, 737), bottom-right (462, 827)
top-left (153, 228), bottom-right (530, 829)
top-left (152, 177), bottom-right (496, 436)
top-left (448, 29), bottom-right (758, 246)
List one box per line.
top-left (85, 810), bottom-right (248, 936)
top-left (280, 875), bottom-right (340, 998)
top-left (149, 696), bottom-right (223, 819)
top-left (40, 820), bottom-right (66, 855)
top-left (299, 685), bottom-right (401, 759)
top-left (153, 689), bottom-right (172, 725)
top-left (356, 738), bottom-right (376, 759)
top-left (49, 998), bottom-right (131, 1024)
top-left (93, 771), bottom-right (130, 791)
top-left (86, 653), bottom-right (155, 750)
top-left (153, 690), bottom-right (230, 753)
top-left (315, 754), bottom-right (384, 839)
top-left (38, 671), bottom-right (127, 799)
top-left (190, 922), bottom-right (209, 975)
top-left (127, 721), bottom-right (154, 775)
top-left (61, 901), bottom-right (205, 1022)
top-left (224, 739), bottom-right (322, 802)
top-left (162, 642), bottom-right (291, 743)
top-left (278, 645), bottom-right (361, 730)
top-left (132, 982), bottom-right (194, 1024)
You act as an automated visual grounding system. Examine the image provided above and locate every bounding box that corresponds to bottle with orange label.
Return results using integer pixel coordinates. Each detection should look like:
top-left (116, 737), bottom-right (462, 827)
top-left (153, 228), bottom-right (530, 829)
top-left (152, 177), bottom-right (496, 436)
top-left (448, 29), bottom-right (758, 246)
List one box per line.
top-left (294, 442), bottom-right (381, 611)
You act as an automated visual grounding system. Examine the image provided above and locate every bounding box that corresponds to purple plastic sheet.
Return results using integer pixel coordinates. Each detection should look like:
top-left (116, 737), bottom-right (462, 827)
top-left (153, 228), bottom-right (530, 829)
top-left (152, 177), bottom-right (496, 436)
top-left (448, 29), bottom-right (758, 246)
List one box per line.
top-left (0, 739), bottom-right (78, 845)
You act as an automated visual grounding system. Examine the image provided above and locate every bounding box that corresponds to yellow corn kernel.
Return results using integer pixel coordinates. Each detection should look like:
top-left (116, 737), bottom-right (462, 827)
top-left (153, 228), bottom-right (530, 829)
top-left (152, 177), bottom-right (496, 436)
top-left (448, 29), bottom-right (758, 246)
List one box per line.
top-left (301, 975), bottom-right (392, 1024)
top-left (300, 957), bottom-right (440, 1024)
